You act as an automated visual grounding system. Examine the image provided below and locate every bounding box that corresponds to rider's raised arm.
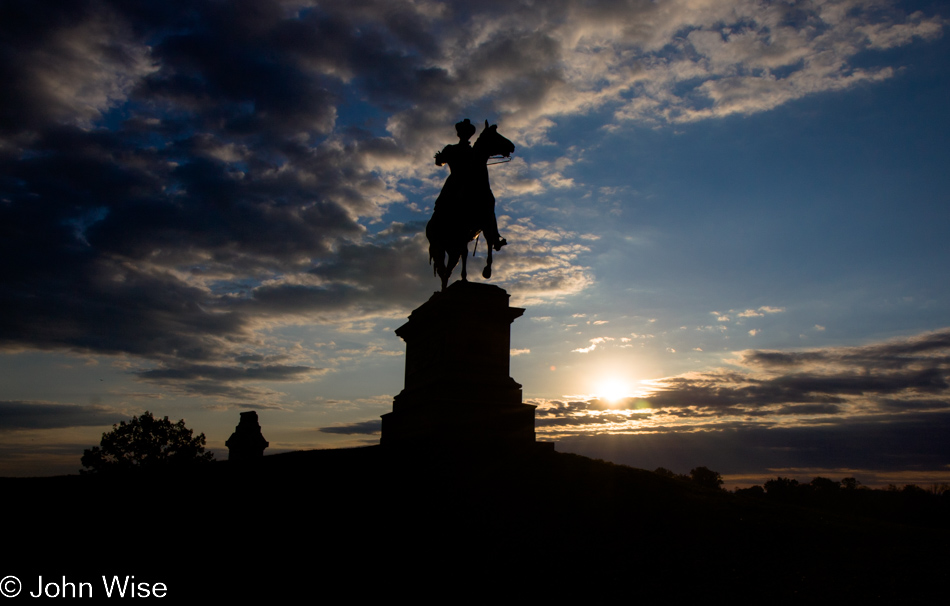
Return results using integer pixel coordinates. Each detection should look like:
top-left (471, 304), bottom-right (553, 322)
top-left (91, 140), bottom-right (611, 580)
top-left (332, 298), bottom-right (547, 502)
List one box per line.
top-left (435, 144), bottom-right (459, 167)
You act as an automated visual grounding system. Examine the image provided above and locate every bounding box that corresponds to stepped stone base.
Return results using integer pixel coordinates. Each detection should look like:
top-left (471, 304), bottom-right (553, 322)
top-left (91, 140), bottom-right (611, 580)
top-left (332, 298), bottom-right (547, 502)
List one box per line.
top-left (381, 281), bottom-right (540, 449)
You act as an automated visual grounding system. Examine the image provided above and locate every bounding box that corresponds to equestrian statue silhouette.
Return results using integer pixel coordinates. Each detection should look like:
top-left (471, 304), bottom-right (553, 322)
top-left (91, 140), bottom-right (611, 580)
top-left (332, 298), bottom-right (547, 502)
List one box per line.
top-left (426, 119), bottom-right (514, 290)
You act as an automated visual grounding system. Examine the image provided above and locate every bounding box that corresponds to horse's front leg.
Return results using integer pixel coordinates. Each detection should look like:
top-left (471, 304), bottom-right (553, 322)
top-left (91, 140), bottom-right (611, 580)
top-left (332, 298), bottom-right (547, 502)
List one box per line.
top-left (482, 243), bottom-right (493, 279)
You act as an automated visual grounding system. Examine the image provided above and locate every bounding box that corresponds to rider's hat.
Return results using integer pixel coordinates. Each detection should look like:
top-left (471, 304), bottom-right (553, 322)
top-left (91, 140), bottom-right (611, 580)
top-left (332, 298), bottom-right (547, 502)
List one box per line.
top-left (455, 118), bottom-right (476, 140)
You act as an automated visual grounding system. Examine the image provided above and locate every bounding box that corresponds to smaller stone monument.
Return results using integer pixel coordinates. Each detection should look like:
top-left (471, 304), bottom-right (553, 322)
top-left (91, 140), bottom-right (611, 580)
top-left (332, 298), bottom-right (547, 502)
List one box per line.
top-left (226, 411), bottom-right (269, 462)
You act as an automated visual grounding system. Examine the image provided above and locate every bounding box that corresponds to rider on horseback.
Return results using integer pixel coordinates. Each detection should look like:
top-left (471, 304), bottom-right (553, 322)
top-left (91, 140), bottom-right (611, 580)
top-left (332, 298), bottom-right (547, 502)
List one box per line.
top-left (427, 119), bottom-right (514, 290)
top-left (434, 119), bottom-right (506, 252)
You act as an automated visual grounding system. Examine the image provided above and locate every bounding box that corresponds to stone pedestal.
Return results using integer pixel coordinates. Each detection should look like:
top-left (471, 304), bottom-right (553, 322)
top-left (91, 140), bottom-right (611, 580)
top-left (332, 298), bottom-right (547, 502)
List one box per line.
top-left (381, 281), bottom-right (537, 449)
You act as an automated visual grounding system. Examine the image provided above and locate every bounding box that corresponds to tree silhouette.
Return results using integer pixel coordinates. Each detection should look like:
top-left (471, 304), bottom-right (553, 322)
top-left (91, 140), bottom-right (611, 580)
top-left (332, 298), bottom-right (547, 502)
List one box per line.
top-left (841, 477), bottom-right (861, 490)
top-left (764, 476), bottom-right (800, 498)
top-left (689, 466), bottom-right (724, 491)
top-left (81, 411), bottom-right (213, 474)
top-left (809, 476), bottom-right (840, 494)
top-left (654, 467), bottom-right (686, 480)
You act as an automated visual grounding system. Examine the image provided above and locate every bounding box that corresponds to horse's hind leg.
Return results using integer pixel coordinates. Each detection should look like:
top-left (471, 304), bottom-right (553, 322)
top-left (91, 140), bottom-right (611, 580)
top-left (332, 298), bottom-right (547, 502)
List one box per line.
top-left (437, 262), bottom-right (449, 290)
top-left (459, 247), bottom-right (468, 282)
top-left (443, 250), bottom-right (461, 289)
top-left (431, 246), bottom-right (448, 290)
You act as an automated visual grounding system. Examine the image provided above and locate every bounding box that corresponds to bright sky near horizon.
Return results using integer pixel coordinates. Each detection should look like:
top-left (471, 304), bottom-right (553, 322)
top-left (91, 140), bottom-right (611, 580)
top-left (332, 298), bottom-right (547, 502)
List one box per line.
top-left (2, 0), bottom-right (949, 485)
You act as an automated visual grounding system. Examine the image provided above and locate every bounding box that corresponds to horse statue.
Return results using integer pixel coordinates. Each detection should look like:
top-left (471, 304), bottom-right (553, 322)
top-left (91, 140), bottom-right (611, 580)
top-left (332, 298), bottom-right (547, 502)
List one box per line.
top-left (426, 119), bottom-right (515, 290)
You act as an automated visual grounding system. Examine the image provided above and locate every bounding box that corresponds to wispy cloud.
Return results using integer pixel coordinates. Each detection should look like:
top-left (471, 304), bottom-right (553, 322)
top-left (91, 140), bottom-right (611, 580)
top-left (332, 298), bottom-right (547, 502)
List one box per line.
top-left (572, 336), bottom-right (613, 354)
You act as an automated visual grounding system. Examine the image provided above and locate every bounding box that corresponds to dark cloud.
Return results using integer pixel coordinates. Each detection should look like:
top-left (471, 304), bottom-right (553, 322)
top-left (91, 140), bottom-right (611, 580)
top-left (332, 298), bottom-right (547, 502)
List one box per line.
top-left (0, 1), bottom-right (152, 136)
top-left (140, 9), bottom-right (339, 139)
top-left (135, 362), bottom-right (325, 401)
top-left (533, 400), bottom-right (587, 416)
top-left (0, 401), bottom-right (124, 430)
top-left (0, 254), bottom-right (247, 360)
top-left (758, 403), bottom-right (842, 416)
top-left (244, 228), bottom-right (434, 318)
top-left (877, 398), bottom-right (950, 412)
top-left (137, 363), bottom-right (318, 382)
top-left (319, 419), bottom-right (382, 435)
top-left (536, 413), bottom-right (636, 427)
top-left (555, 411), bottom-right (950, 477)
top-left (741, 329), bottom-right (950, 370)
top-left (0, 0), bottom-right (438, 363)
top-left (634, 367), bottom-right (947, 412)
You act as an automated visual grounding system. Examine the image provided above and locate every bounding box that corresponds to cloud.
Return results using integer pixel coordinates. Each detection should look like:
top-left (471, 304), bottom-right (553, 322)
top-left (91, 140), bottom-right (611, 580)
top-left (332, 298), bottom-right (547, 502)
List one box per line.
top-left (0, 401), bottom-right (125, 430)
top-left (130, 356), bottom-right (333, 402)
top-left (0, 1), bottom-right (156, 135)
top-left (740, 328), bottom-right (950, 370)
top-left (489, 217), bottom-right (595, 304)
top-left (138, 363), bottom-right (318, 382)
top-left (243, 227), bottom-right (435, 321)
top-left (572, 336), bottom-right (613, 354)
top-left (319, 419), bottom-right (382, 435)
top-left (731, 306), bottom-right (786, 319)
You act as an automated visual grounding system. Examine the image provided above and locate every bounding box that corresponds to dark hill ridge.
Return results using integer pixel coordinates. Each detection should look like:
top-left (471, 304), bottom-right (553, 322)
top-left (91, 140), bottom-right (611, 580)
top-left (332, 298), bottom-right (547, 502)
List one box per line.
top-left (6, 447), bottom-right (946, 600)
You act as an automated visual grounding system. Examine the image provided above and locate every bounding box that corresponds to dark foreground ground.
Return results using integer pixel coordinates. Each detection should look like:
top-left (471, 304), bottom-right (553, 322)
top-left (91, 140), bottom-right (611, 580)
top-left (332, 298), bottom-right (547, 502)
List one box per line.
top-left (5, 446), bottom-right (948, 601)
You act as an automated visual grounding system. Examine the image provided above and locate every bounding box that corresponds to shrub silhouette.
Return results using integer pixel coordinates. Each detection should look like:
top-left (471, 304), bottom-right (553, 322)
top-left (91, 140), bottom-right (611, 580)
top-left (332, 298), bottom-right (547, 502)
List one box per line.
top-left (81, 411), bottom-right (213, 474)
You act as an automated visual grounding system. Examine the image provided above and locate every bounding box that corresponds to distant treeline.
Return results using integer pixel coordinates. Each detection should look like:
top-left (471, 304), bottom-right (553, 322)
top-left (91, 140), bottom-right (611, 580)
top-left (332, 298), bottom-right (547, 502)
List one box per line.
top-left (656, 466), bottom-right (950, 529)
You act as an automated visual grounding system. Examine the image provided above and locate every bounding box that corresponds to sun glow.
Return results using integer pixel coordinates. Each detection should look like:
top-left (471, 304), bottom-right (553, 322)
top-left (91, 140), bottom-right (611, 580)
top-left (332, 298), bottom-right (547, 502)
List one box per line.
top-left (596, 378), bottom-right (629, 404)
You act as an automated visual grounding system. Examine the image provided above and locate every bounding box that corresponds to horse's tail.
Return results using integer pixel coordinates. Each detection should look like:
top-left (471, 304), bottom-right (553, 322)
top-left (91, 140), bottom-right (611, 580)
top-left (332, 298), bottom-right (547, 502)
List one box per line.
top-left (426, 218), bottom-right (437, 276)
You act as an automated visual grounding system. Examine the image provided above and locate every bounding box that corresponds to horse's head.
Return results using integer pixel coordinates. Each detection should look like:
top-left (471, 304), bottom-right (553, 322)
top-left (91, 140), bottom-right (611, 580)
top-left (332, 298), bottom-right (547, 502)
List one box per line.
top-left (475, 120), bottom-right (515, 159)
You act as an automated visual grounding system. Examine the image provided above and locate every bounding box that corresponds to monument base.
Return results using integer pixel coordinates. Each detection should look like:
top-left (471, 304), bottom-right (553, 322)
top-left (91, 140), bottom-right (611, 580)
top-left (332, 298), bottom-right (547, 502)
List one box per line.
top-left (382, 400), bottom-right (538, 449)
top-left (381, 281), bottom-right (540, 450)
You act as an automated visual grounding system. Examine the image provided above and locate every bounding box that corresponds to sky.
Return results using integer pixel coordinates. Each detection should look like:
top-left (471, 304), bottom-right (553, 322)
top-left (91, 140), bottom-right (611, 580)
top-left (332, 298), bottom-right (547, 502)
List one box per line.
top-left (2, 0), bottom-right (949, 485)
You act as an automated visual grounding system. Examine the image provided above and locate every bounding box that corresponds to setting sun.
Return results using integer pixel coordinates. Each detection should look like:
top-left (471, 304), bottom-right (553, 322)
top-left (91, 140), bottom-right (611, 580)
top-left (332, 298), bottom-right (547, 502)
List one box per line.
top-left (596, 379), bottom-right (629, 404)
